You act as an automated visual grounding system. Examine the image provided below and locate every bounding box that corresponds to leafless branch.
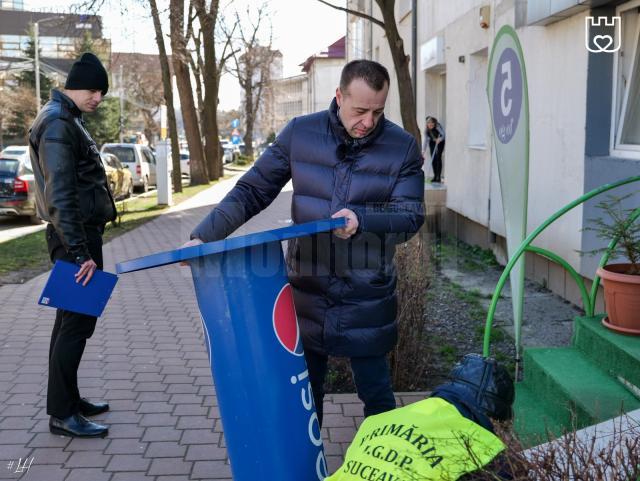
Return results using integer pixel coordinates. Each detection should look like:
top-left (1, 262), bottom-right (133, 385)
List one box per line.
top-left (316, 0), bottom-right (384, 28)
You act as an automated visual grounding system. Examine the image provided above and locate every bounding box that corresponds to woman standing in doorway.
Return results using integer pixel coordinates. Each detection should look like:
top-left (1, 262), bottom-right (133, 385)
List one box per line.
top-left (423, 116), bottom-right (445, 183)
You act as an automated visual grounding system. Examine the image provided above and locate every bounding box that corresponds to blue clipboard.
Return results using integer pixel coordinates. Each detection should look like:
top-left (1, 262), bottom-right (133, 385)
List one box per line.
top-left (38, 260), bottom-right (118, 317)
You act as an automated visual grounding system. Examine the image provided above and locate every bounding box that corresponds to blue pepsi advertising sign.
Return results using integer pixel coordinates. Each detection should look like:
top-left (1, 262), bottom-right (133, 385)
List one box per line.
top-left (117, 219), bottom-right (346, 480)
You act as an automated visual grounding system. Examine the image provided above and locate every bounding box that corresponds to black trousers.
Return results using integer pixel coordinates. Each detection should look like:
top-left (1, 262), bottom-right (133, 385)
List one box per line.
top-left (430, 140), bottom-right (445, 182)
top-left (45, 224), bottom-right (103, 418)
top-left (304, 349), bottom-right (396, 428)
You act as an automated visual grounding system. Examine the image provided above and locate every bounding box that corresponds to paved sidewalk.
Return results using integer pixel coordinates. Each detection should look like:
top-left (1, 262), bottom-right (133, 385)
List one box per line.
top-left (0, 172), bottom-right (424, 481)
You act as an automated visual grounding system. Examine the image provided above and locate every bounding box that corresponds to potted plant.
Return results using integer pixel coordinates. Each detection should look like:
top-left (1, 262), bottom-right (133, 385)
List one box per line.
top-left (586, 195), bottom-right (640, 334)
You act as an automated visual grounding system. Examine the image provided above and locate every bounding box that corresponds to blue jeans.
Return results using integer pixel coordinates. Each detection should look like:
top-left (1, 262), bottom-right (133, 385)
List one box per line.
top-left (304, 349), bottom-right (396, 427)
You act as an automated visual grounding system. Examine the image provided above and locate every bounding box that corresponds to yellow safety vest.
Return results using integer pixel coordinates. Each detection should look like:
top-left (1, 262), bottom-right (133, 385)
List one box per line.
top-left (326, 397), bottom-right (505, 481)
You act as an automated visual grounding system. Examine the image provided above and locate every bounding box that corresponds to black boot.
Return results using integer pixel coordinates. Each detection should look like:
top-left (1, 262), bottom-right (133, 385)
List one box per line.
top-left (49, 414), bottom-right (108, 438)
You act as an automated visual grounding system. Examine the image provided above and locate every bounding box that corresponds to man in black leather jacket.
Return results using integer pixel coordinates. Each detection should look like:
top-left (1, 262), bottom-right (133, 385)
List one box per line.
top-left (30, 53), bottom-right (116, 438)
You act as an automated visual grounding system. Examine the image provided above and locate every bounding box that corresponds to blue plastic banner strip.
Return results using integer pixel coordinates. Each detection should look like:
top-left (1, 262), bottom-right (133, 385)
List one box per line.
top-left (116, 217), bottom-right (346, 274)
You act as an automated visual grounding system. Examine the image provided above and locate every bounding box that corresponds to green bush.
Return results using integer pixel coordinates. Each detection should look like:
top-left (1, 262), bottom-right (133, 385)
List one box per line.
top-left (234, 155), bottom-right (252, 166)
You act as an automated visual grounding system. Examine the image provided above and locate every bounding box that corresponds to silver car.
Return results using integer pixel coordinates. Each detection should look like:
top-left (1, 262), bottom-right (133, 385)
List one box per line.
top-left (101, 143), bottom-right (157, 192)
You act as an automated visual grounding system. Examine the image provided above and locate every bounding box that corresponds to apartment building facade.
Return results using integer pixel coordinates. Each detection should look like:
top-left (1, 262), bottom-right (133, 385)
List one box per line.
top-left (348, 0), bottom-right (640, 307)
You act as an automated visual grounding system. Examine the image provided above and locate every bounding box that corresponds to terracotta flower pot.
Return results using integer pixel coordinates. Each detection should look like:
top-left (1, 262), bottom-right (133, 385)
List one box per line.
top-left (596, 263), bottom-right (640, 335)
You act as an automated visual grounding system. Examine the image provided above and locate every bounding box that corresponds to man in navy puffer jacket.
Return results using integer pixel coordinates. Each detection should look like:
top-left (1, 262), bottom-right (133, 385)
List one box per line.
top-left (188, 60), bottom-right (425, 425)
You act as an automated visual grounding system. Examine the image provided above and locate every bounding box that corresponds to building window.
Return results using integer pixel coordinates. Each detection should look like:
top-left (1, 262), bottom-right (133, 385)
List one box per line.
top-left (349, 18), bottom-right (365, 58)
top-left (468, 48), bottom-right (489, 149)
top-left (613, 1), bottom-right (640, 154)
top-left (397, 0), bottom-right (411, 19)
top-left (0, 0), bottom-right (24, 9)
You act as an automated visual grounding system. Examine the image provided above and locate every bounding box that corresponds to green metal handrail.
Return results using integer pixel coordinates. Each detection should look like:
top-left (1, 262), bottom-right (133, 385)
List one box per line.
top-left (524, 245), bottom-right (591, 315)
top-left (483, 175), bottom-right (640, 359)
top-left (588, 206), bottom-right (640, 316)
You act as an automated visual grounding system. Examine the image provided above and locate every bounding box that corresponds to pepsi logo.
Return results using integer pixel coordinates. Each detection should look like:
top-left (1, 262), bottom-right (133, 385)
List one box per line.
top-left (272, 284), bottom-right (303, 356)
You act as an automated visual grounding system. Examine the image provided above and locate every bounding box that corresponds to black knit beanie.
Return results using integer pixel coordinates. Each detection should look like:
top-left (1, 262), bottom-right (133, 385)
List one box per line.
top-left (64, 52), bottom-right (109, 95)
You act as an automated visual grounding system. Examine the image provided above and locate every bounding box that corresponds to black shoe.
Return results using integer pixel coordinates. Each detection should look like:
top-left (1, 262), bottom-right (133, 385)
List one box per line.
top-left (49, 414), bottom-right (108, 438)
top-left (79, 397), bottom-right (109, 417)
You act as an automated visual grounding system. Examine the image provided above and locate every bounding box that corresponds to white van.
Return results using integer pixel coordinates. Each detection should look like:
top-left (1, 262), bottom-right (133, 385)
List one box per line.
top-left (101, 143), bottom-right (157, 192)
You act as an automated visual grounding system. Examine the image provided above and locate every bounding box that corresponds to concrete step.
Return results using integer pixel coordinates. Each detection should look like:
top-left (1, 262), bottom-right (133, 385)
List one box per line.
top-left (573, 315), bottom-right (640, 391)
top-left (521, 347), bottom-right (640, 430)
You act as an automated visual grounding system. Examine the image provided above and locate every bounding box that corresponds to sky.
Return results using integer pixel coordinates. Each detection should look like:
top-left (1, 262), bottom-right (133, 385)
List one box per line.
top-left (23, 0), bottom-right (347, 110)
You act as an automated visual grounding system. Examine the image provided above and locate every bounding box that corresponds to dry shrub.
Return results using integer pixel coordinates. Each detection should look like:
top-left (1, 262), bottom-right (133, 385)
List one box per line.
top-left (460, 419), bottom-right (640, 480)
top-left (390, 231), bottom-right (431, 390)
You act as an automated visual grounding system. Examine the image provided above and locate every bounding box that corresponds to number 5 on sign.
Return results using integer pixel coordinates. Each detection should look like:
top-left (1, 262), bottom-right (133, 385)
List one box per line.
top-left (501, 61), bottom-right (512, 116)
top-left (487, 25), bottom-right (530, 377)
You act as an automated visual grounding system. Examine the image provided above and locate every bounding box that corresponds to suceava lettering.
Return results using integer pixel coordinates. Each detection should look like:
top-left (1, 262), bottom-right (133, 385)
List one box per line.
top-left (343, 460), bottom-right (399, 481)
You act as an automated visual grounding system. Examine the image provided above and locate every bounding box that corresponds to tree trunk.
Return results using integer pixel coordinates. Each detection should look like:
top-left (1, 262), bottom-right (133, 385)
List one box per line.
top-left (376, 0), bottom-right (420, 145)
top-left (149, 0), bottom-right (182, 192)
top-left (195, 0), bottom-right (223, 181)
top-left (243, 83), bottom-right (254, 159)
top-left (170, 0), bottom-right (208, 185)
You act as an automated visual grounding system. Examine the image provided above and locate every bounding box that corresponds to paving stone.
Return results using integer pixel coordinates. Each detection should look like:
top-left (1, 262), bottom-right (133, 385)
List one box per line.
top-left (6, 465), bottom-right (68, 481)
top-left (148, 457), bottom-right (192, 476)
top-left (142, 427), bottom-right (182, 442)
top-left (137, 402), bottom-right (174, 414)
top-left (172, 404), bottom-right (208, 417)
top-left (328, 427), bottom-right (358, 443)
top-left (105, 454), bottom-right (151, 471)
top-left (184, 444), bottom-right (227, 461)
top-left (168, 394), bottom-right (203, 405)
top-left (342, 403), bottom-right (365, 417)
top-left (27, 433), bottom-right (70, 448)
top-left (136, 393), bottom-right (171, 402)
top-left (105, 423), bottom-right (145, 439)
top-left (175, 416), bottom-right (211, 430)
top-left (64, 450), bottom-right (110, 468)
top-left (66, 437), bottom-right (110, 451)
top-left (180, 429), bottom-right (220, 445)
top-left (322, 413), bottom-right (356, 428)
top-left (326, 455), bottom-right (344, 474)
top-left (64, 468), bottom-right (111, 481)
top-left (0, 431), bottom-right (34, 445)
top-left (111, 473), bottom-right (155, 481)
top-left (104, 439), bottom-right (147, 455)
top-left (139, 413), bottom-right (177, 427)
top-left (103, 411), bottom-right (142, 424)
top-left (144, 441), bottom-right (186, 458)
top-left (0, 417), bottom-right (37, 430)
top-left (191, 460), bottom-right (232, 479)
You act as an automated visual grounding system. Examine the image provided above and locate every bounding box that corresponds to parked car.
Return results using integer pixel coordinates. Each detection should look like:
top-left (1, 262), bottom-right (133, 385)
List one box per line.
top-left (0, 145), bottom-right (29, 158)
top-left (101, 153), bottom-right (133, 200)
top-left (222, 145), bottom-right (234, 164)
top-left (101, 143), bottom-right (157, 192)
top-left (0, 151), bottom-right (40, 224)
top-left (180, 151), bottom-right (190, 179)
top-left (223, 143), bottom-right (240, 163)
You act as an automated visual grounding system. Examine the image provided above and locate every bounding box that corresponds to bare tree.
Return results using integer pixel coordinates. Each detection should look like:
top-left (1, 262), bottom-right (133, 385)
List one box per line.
top-left (193, 0), bottom-right (221, 180)
top-left (186, 5), bottom-right (205, 124)
top-left (227, 3), bottom-right (275, 160)
top-left (148, 0), bottom-right (183, 192)
top-left (2, 86), bottom-right (37, 144)
top-left (170, 0), bottom-right (208, 185)
top-left (317, 0), bottom-right (420, 144)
